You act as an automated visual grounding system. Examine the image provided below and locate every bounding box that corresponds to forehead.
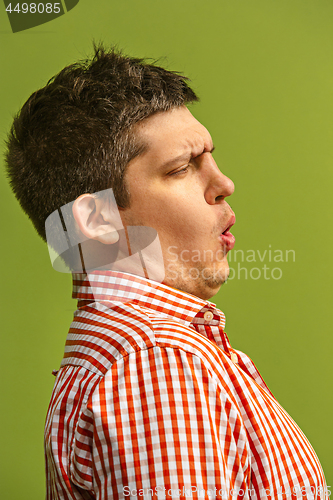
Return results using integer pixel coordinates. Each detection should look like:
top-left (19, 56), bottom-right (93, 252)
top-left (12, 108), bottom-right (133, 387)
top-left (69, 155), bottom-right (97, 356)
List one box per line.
top-left (136, 106), bottom-right (213, 161)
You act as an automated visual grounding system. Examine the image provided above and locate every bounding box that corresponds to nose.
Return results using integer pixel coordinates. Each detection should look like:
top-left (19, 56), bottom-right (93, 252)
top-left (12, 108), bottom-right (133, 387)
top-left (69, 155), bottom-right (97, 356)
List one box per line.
top-left (203, 154), bottom-right (234, 204)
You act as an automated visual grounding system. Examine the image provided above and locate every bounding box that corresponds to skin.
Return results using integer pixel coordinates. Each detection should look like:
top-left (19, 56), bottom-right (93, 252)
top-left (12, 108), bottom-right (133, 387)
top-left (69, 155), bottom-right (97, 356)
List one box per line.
top-left (119, 106), bottom-right (235, 300)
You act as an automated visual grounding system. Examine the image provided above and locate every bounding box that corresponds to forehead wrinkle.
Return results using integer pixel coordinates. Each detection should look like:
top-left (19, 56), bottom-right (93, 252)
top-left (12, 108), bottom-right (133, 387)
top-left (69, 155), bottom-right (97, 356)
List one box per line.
top-left (129, 110), bottom-right (214, 172)
top-left (184, 129), bottom-right (212, 158)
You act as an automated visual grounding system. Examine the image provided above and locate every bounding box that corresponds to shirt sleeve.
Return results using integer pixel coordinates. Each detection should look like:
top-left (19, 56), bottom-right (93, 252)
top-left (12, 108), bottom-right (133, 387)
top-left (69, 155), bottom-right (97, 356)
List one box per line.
top-left (70, 346), bottom-right (251, 499)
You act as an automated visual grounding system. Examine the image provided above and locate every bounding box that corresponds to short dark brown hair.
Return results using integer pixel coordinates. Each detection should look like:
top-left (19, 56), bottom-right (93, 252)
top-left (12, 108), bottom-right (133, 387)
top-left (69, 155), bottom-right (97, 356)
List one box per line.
top-left (5, 44), bottom-right (198, 248)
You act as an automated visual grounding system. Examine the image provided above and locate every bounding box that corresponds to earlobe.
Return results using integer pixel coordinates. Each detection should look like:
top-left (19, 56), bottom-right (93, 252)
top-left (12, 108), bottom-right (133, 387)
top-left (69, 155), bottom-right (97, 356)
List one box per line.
top-left (72, 193), bottom-right (120, 244)
top-left (98, 227), bottom-right (120, 244)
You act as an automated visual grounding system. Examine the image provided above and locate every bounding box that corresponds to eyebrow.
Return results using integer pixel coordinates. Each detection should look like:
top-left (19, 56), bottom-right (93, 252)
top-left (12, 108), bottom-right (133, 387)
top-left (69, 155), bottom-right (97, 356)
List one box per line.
top-left (160, 145), bottom-right (215, 171)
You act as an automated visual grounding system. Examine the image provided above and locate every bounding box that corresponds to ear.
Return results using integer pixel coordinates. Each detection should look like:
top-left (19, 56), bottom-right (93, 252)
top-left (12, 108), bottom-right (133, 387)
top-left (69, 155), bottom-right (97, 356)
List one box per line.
top-left (72, 193), bottom-right (122, 244)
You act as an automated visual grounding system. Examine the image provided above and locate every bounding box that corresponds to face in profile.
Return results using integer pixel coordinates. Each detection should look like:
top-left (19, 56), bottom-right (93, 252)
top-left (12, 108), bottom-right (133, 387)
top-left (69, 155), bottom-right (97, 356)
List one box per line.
top-left (67, 106), bottom-right (235, 300)
top-left (120, 106), bottom-right (235, 300)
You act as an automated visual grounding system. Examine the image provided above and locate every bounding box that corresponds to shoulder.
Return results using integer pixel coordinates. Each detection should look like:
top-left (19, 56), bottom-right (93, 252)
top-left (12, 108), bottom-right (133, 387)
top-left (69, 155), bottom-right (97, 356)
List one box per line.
top-left (65, 300), bottom-right (229, 381)
top-left (64, 301), bottom-right (156, 375)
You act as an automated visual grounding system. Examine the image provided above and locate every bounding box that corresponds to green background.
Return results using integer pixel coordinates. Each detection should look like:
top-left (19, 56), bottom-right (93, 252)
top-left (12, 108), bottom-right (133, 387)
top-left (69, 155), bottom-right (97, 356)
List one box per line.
top-left (0, 0), bottom-right (332, 497)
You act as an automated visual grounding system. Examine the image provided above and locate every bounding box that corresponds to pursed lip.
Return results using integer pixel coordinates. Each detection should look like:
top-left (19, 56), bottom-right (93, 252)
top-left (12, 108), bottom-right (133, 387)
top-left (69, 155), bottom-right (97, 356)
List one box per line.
top-left (221, 213), bottom-right (236, 235)
top-left (218, 213), bottom-right (236, 252)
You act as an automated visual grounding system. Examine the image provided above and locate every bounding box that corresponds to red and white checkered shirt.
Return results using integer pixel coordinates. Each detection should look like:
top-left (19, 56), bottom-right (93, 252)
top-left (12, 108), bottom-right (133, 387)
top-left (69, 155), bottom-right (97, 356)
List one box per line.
top-left (45, 271), bottom-right (328, 500)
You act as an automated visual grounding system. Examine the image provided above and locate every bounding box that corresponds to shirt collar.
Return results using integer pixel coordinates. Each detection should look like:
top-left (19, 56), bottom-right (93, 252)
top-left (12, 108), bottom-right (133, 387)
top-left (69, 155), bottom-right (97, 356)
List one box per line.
top-left (72, 270), bottom-right (226, 329)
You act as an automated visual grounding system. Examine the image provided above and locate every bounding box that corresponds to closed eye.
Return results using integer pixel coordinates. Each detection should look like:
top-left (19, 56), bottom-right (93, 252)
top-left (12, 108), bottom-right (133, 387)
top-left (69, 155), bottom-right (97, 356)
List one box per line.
top-left (169, 165), bottom-right (189, 176)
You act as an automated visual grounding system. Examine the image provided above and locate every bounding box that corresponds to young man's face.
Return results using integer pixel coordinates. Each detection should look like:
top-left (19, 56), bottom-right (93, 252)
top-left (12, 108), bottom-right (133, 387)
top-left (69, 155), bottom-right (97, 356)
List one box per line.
top-left (120, 106), bottom-right (235, 300)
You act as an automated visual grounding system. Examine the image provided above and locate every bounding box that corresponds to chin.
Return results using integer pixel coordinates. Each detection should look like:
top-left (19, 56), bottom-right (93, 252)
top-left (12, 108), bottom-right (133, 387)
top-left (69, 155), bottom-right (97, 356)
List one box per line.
top-left (164, 259), bottom-right (230, 299)
top-left (214, 261), bottom-right (230, 283)
top-left (194, 263), bottom-right (230, 300)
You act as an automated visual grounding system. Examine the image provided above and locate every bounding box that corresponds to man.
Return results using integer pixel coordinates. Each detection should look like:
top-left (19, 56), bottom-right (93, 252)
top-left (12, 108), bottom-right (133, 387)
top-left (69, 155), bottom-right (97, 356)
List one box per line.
top-left (5, 45), bottom-right (328, 499)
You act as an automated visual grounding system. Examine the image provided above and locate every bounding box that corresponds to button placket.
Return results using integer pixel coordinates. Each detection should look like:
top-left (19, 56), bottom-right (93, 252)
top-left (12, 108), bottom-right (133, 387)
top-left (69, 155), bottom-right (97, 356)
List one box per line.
top-left (203, 310), bottom-right (214, 322)
top-left (230, 352), bottom-right (238, 364)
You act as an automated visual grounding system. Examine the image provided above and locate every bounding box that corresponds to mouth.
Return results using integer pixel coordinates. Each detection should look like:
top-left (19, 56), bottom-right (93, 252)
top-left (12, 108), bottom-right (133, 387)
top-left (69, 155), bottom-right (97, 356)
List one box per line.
top-left (219, 214), bottom-right (236, 252)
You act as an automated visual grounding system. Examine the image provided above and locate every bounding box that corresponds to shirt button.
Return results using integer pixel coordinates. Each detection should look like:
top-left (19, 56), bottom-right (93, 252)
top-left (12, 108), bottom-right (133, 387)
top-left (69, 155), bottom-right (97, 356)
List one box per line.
top-left (204, 310), bottom-right (214, 322)
top-left (230, 352), bottom-right (238, 363)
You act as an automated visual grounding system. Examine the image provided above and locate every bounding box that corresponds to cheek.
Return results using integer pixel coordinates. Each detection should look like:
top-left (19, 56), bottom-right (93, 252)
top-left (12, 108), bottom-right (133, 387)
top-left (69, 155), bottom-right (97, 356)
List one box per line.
top-left (127, 184), bottom-right (208, 238)
top-left (161, 217), bottom-right (211, 249)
